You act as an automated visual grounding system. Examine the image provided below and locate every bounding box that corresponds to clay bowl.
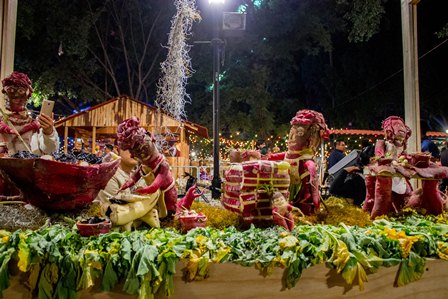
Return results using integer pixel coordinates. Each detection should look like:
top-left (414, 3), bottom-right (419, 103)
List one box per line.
top-left (76, 218), bottom-right (112, 237)
top-left (179, 213), bottom-right (207, 233)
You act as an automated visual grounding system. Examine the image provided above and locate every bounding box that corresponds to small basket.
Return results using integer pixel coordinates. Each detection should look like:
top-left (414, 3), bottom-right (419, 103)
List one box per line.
top-left (76, 219), bottom-right (112, 237)
top-left (411, 153), bottom-right (431, 168)
top-left (179, 214), bottom-right (207, 233)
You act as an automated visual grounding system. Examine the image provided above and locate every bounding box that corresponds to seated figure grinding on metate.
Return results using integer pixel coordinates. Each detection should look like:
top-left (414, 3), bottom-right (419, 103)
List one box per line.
top-left (96, 117), bottom-right (203, 231)
top-left (95, 146), bottom-right (166, 231)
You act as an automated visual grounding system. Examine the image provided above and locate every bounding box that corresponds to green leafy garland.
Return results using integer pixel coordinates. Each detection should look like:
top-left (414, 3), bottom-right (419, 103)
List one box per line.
top-left (0, 212), bottom-right (448, 299)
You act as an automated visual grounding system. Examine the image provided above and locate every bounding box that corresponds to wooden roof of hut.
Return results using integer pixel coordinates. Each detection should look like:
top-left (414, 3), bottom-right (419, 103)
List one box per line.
top-left (54, 96), bottom-right (208, 139)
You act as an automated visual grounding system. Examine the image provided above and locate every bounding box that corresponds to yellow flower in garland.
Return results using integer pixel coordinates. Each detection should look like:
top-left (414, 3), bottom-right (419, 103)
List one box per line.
top-left (83, 249), bottom-right (103, 270)
top-left (279, 234), bottom-right (299, 249)
top-left (331, 240), bottom-right (351, 273)
top-left (213, 241), bottom-right (231, 263)
top-left (78, 248), bottom-right (103, 289)
top-left (17, 232), bottom-right (31, 272)
top-left (434, 214), bottom-right (448, 225)
top-left (182, 235), bottom-right (212, 281)
top-left (436, 241), bottom-right (448, 260)
top-left (195, 235), bottom-right (208, 248)
top-left (0, 230), bottom-right (10, 244)
top-left (382, 227), bottom-right (421, 258)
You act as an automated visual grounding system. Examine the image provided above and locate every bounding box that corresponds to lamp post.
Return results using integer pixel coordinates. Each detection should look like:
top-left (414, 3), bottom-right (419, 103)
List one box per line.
top-left (209, 0), bottom-right (224, 199)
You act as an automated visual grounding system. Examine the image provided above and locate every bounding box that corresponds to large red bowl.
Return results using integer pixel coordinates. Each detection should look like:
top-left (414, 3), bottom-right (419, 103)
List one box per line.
top-left (0, 157), bottom-right (120, 211)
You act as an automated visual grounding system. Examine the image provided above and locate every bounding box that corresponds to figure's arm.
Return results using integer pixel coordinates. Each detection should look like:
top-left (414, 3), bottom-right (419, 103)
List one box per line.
top-left (35, 128), bottom-right (59, 154)
top-left (304, 159), bottom-right (320, 209)
top-left (267, 152), bottom-right (286, 161)
top-left (304, 159), bottom-right (317, 177)
top-left (0, 120), bottom-right (17, 135)
top-left (38, 113), bottom-right (55, 135)
top-left (18, 119), bottom-right (40, 135)
top-left (176, 184), bottom-right (204, 213)
top-left (375, 139), bottom-right (385, 157)
top-left (119, 166), bottom-right (143, 192)
top-left (33, 113), bottom-right (59, 154)
top-left (135, 162), bottom-right (171, 194)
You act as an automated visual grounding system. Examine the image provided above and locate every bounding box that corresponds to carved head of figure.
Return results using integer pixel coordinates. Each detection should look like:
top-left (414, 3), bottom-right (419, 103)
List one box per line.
top-left (381, 116), bottom-right (412, 149)
top-left (288, 109), bottom-right (330, 152)
top-left (241, 149), bottom-right (261, 161)
top-left (116, 117), bottom-right (159, 162)
top-left (272, 191), bottom-right (289, 212)
top-left (1, 72), bottom-right (33, 113)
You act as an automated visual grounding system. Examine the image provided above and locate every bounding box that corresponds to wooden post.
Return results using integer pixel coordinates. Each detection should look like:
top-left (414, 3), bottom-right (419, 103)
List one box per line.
top-left (0, 0), bottom-right (18, 110)
top-left (64, 125), bottom-right (68, 153)
top-left (0, 2), bottom-right (3, 54)
top-left (92, 126), bottom-right (96, 154)
top-left (180, 124), bottom-right (185, 144)
top-left (401, 0), bottom-right (421, 154)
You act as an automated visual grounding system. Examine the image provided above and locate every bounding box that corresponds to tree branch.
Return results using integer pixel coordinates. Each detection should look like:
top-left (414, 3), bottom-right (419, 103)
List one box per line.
top-left (87, 0), bottom-right (121, 96)
top-left (111, 1), bottom-right (134, 97)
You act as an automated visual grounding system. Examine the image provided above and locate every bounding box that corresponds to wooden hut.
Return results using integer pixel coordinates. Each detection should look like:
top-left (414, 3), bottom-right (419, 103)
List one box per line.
top-left (54, 96), bottom-right (208, 170)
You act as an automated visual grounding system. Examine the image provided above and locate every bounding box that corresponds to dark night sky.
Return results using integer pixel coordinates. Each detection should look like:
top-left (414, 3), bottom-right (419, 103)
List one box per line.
top-left (414, 1), bottom-right (448, 131)
top-left (191, 0), bottom-right (448, 131)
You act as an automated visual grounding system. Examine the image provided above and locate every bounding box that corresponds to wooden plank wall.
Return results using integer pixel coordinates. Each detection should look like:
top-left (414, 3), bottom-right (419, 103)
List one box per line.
top-left (55, 97), bottom-right (194, 165)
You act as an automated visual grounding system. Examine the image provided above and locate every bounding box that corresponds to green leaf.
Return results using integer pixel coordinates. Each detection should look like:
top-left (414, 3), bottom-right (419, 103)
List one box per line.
top-left (0, 248), bottom-right (15, 298)
top-left (37, 264), bottom-right (55, 299)
top-left (394, 252), bottom-right (425, 287)
top-left (123, 267), bottom-right (139, 295)
top-left (102, 260), bottom-right (118, 292)
top-left (136, 246), bottom-right (159, 277)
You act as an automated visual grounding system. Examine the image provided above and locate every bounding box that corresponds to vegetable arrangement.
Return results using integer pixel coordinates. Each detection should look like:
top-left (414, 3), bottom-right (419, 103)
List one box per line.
top-left (0, 211), bottom-right (448, 299)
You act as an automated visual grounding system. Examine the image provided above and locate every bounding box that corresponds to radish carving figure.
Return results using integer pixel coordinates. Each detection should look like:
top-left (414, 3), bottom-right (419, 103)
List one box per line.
top-left (116, 117), bottom-right (206, 222)
top-left (364, 116), bottom-right (448, 218)
top-left (222, 109), bottom-right (329, 228)
top-left (0, 71), bottom-right (59, 156)
top-left (364, 116), bottom-right (413, 218)
top-left (116, 117), bottom-right (178, 214)
top-left (284, 110), bottom-right (330, 214)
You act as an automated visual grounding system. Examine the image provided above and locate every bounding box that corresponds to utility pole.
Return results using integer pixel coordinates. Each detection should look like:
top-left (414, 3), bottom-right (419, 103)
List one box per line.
top-left (209, 0), bottom-right (225, 199)
top-left (401, 0), bottom-right (421, 189)
top-left (401, 0), bottom-right (421, 154)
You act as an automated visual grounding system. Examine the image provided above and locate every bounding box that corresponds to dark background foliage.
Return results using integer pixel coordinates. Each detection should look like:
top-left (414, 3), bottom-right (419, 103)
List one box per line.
top-left (13, 0), bottom-right (448, 137)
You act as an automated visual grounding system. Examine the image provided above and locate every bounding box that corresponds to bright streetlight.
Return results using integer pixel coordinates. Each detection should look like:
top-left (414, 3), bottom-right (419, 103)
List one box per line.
top-left (209, 0), bottom-right (225, 4)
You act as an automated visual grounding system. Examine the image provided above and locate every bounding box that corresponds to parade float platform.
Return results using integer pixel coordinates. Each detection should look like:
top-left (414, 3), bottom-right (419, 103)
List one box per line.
top-left (4, 260), bottom-right (447, 299)
top-left (1, 198), bottom-right (448, 299)
top-left (1, 210), bottom-right (448, 299)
